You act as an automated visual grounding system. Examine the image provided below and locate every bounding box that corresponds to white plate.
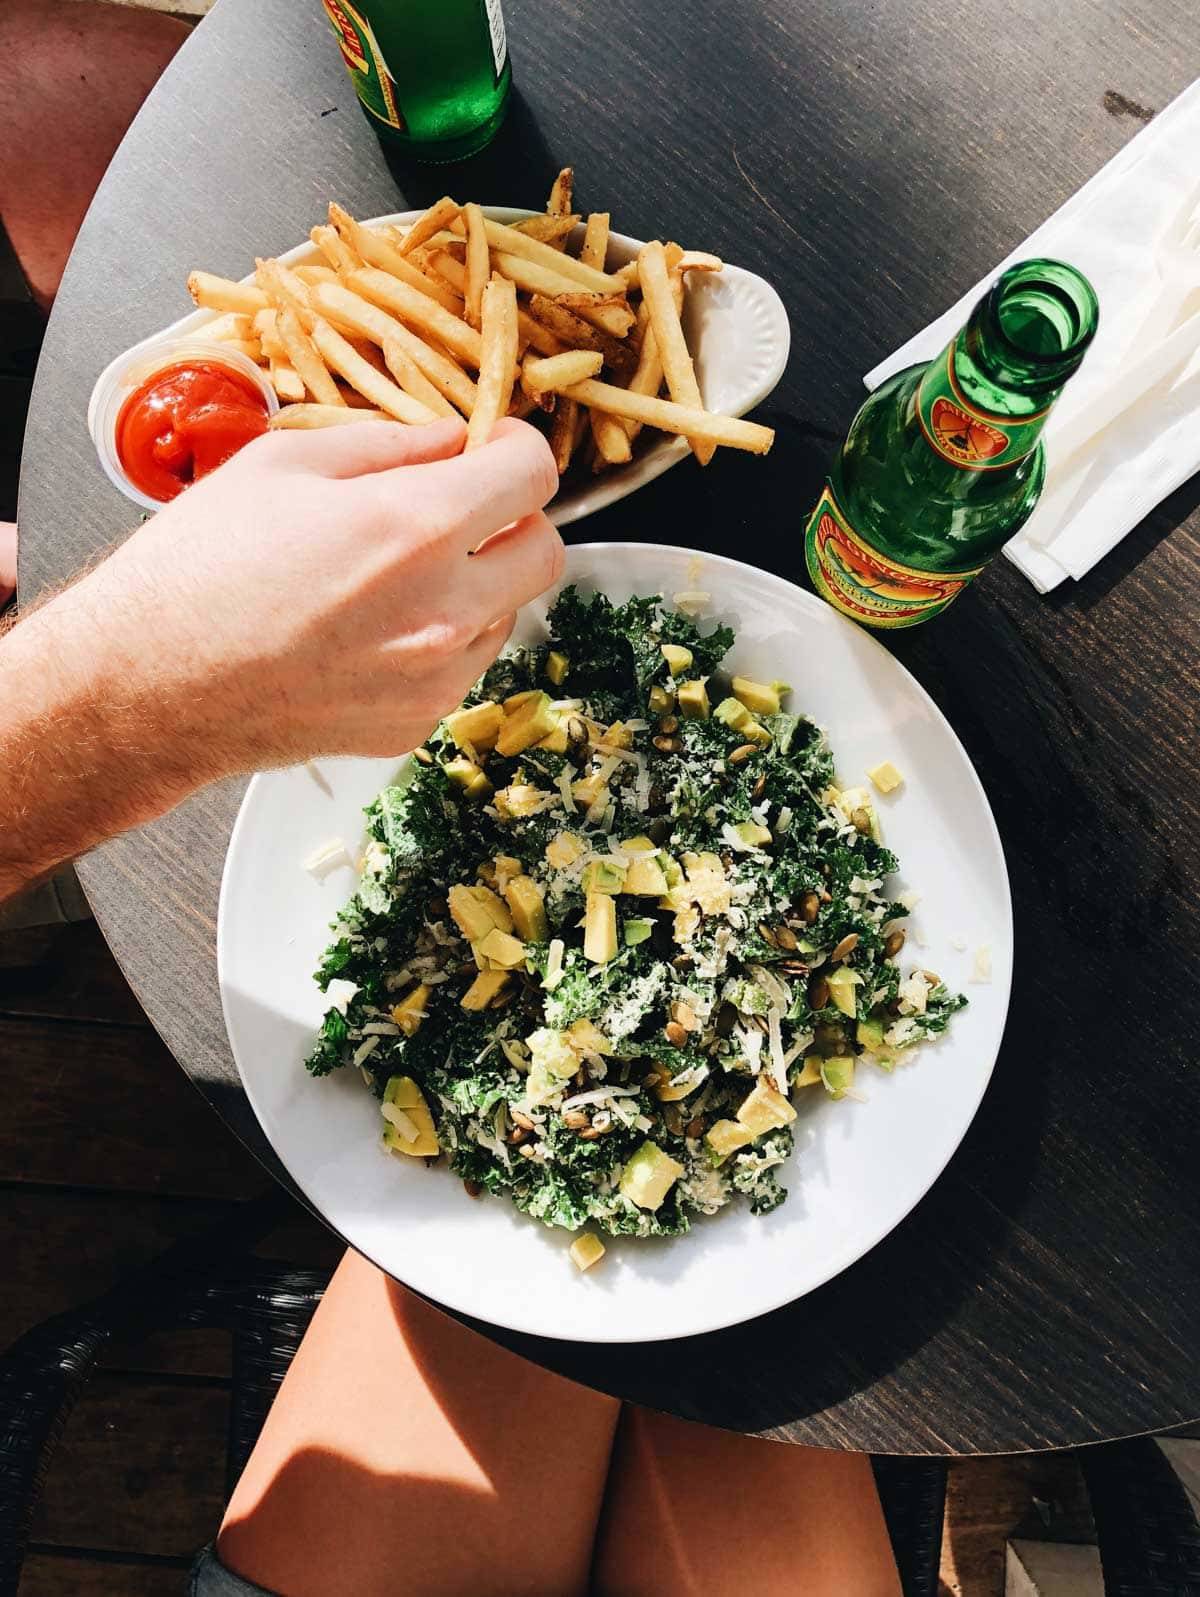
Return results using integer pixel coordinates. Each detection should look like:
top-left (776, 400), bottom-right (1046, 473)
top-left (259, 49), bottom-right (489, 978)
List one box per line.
top-left (88, 208), bottom-right (790, 526)
top-left (218, 544), bottom-right (1012, 1343)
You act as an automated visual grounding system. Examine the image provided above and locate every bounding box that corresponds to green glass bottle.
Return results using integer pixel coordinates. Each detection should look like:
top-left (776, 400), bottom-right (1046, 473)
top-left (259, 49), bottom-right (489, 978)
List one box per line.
top-left (805, 259), bottom-right (1098, 628)
top-left (320, 0), bottom-right (511, 162)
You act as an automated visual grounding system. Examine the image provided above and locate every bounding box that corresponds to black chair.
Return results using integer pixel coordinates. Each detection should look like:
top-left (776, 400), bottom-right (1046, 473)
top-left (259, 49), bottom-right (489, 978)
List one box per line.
top-left (2, 1199), bottom-right (1194, 1597)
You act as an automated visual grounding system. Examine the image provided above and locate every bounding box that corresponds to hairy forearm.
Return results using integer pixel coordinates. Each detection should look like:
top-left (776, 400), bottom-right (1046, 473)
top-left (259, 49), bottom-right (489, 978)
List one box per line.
top-left (0, 576), bottom-right (219, 903)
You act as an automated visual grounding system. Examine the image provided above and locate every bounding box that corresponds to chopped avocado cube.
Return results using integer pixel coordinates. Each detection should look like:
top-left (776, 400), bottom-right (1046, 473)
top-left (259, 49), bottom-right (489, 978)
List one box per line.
top-left (582, 859), bottom-right (627, 894)
top-left (382, 1075), bottom-right (439, 1156)
top-left (705, 1118), bottom-right (754, 1163)
top-left (390, 983), bottom-right (431, 1037)
top-left (677, 679), bottom-right (710, 719)
top-left (464, 770), bottom-right (493, 802)
top-left (545, 649), bottom-right (569, 686)
top-left (496, 692), bottom-right (557, 756)
top-left (526, 1027), bottom-right (581, 1105)
top-left (460, 969), bottom-right (511, 1011)
top-left (444, 756), bottom-right (483, 790)
top-left (733, 820), bottom-right (772, 848)
top-left (491, 855), bottom-right (522, 890)
top-left (601, 721), bottom-right (635, 749)
top-left (659, 853), bottom-right (683, 888)
top-left (793, 1055), bottom-right (823, 1088)
top-left (732, 675), bottom-right (788, 717)
top-left (736, 1080), bottom-right (798, 1136)
top-left (494, 782), bottom-right (545, 818)
top-left (443, 701), bottom-right (503, 753)
top-left (621, 834), bottom-right (656, 854)
top-left (623, 917), bottom-right (653, 947)
top-left (503, 689), bottom-right (540, 711)
top-left (619, 1140), bottom-right (685, 1209)
top-left (741, 718), bottom-right (773, 747)
top-left (567, 1018), bottom-right (612, 1055)
top-left (661, 643), bottom-right (693, 676)
top-left (867, 760), bottom-right (903, 794)
top-left (714, 695), bottom-right (752, 729)
top-left (572, 772), bottom-right (608, 809)
top-left (477, 927), bottom-right (527, 969)
top-left (448, 883), bottom-right (513, 941)
top-left (826, 966), bottom-right (862, 1019)
top-left (650, 1063), bottom-right (701, 1102)
top-left (856, 1015), bottom-right (887, 1051)
top-left (622, 855), bottom-right (669, 896)
top-left (537, 721), bottom-right (570, 753)
top-left (647, 684), bottom-right (675, 714)
top-left (569, 1233), bottom-right (606, 1272)
top-left (545, 831), bottom-right (585, 870)
top-left (503, 875), bottom-right (548, 942)
top-left (820, 1055), bottom-right (856, 1099)
top-left (583, 892), bottom-right (618, 964)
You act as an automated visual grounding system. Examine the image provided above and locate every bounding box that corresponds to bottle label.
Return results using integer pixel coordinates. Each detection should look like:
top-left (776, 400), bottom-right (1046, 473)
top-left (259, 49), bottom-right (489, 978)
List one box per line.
top-left (917, 339), bottom-right (1048, 471)
top-left (804, 485), bottom-right (985, 629)
top-left (321, 0), bottom-right (404, 130)
top-left (481, 0), bottom-right (508, 78)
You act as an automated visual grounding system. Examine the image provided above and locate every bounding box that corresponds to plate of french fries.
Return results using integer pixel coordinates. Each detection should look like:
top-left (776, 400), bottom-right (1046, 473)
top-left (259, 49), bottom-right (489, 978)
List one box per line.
top-left (89, 169), bottom-right (789, 524)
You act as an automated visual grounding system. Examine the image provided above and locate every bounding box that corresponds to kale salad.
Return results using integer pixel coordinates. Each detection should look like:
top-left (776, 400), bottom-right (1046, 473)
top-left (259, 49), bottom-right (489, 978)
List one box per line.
top-left (306, 588), bottom-right (965, 1269)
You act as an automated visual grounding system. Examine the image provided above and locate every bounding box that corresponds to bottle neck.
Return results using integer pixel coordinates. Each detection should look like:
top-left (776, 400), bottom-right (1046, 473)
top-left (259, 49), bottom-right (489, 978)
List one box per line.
top-left (915, 258), bottom-right (1098, 473)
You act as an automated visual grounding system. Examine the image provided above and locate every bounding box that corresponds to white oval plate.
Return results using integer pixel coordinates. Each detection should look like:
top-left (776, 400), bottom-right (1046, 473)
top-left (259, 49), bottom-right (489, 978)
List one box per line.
top-left (218, 543), bottom-right (1012, 1344)
top-left (88, 208), bottom-right (790, 526)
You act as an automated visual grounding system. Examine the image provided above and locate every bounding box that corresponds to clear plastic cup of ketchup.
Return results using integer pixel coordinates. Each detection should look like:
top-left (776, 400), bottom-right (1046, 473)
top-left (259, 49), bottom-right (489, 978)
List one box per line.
top-left (89, 338), bottom-right (278, 511)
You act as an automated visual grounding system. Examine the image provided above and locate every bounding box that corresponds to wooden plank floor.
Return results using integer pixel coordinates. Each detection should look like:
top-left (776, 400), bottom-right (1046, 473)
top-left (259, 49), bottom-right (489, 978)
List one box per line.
top-left (1, 918), bottom-right (1088, 1596)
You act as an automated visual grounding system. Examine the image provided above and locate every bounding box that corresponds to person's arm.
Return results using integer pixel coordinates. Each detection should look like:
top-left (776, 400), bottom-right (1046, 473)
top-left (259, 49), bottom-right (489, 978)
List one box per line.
top-left (0, 415), bottom-right (561, 904)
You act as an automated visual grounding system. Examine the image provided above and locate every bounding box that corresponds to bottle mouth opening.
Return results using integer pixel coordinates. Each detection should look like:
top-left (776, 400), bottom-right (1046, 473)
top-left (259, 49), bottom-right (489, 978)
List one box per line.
top-left (986, 258), bottom-right (1099, 373)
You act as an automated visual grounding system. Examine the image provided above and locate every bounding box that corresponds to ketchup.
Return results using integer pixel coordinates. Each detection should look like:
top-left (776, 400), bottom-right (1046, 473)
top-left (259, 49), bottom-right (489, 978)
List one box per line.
top-left (115, 360), bottom-right (270, 502)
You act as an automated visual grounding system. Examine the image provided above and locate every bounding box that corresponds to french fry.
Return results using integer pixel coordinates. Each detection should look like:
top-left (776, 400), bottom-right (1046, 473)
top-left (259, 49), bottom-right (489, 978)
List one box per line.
top-left (271, 404), bottom-right (389, 429)
top-left (277, 306), bottom-right (344, 406)
top-left (270, 356), bottom-right (306, 403)
top-left (638, 239), bottom-right (713, 463)
top-left (522, 350), bottom-right (604, 395)
top-left (328, 203), bottom-right (466, 317)
top-left (548, 396), bottom-right (580, 473)
top-left (255, 258), bottom-right (314, 328)
top-left (489, 251), bottom-right (598, 303)
top-left (578, 213), bottom-right (610, 271)
top-left (223, 338), bottom-right (264, 362)
top-left (676, 250), bottom-right (723, 273)
top-left (253, 308), bottom-right (282, 357)
top-left (293, 263), bottom-right (340, 287)
top-left (527, 295), bottom-right (635, 380)
top-left (622, 276), bottom-right (683, 442)
top-left (310, 224), bottom-right (360, 274)
top-left (381, 336), bottom-right (459, 419)
top-left (462, 202), bottom-right (489, 331)
top-left (554, 291), bottom-right (636, 339)
top-left (611, 242), bottom-right (688, 292)
top-left (396, 195), bottom-right (461, 256)
top-left (187, 271), bottom-right (269, 316)
top-left (426, 251), bottom-right (565, 356)
top-left (466, 274), bottom-right (518, 450)
top-left (552, 378), bottom-right (775, 455)
top-left (475, 216), bottom-right (625, 292)
top-left (512, 213), bottom-right (580, 244)
top-left (202, 311), bottom-right (255, 343)
top-left (508, 390), bottom-right (540, 419)
top-left (345, 266), bottom-right (482, 369)
top-left (590, 412), bottom-right (633, 467)
top-left (311, 318), bottom-right (439, 424)
top-left (547, 167), bottom-right (574, 216)
top-left (310, 281), bottom-right (477, 416)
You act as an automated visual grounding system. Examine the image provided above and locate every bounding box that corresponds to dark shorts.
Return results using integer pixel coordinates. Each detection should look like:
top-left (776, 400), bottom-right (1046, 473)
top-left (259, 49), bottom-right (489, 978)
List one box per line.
top-left (190, 1547), bottom-right (279, 1597)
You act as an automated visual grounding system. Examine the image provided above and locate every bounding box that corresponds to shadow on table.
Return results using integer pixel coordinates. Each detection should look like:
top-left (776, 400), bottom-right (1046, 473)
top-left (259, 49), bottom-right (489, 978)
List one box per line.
top-left (377, 89), bottom-right (562, 212)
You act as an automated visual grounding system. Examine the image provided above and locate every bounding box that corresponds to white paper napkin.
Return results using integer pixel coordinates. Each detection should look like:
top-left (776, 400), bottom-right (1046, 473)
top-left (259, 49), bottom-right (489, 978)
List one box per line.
top-left (863, 77), bottom-right (1200, 593)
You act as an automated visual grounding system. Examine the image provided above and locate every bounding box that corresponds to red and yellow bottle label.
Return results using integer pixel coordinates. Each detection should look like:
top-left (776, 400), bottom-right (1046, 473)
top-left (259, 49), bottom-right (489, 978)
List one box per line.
top-left (917, 338), bottom-right (1048, 470)
top-left (804, 486), bottom-right (984, 629)
top-left (321, 0), bottom-right (404, 130)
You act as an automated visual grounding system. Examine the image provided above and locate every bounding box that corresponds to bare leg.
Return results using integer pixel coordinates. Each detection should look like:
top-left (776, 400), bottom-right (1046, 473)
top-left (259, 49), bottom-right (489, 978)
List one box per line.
top-left (592, 1408), bottom-right (901, 1597)
top-left (0, 523), bottom-right (14, 607)
top-left (218, 1250), bottom-right (619, 1597)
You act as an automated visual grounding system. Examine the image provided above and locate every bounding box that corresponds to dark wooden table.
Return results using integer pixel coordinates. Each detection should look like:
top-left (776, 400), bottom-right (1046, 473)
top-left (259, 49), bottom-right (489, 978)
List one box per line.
top-left (18, 0), bottom-right (1200, 1455)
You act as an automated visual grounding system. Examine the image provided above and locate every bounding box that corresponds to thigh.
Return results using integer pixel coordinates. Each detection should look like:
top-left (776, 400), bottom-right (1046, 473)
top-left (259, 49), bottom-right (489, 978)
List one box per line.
top-left (217, 1250), bottom-right (620, 1597)
top-left (592, 1408), bottom-right (901, 1597)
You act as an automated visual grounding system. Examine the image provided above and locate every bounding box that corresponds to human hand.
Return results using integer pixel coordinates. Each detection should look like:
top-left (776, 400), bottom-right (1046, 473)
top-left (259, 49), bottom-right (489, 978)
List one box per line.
top-left (61, 415), bottom-right (562, 780)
